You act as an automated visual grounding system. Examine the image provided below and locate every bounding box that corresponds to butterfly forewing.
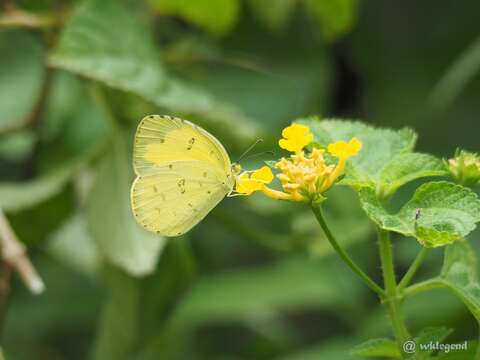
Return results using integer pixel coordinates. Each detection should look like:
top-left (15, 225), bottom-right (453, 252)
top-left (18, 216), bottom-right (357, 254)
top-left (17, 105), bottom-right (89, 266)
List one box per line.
top-left (133, 115), bottom-right (231, 177)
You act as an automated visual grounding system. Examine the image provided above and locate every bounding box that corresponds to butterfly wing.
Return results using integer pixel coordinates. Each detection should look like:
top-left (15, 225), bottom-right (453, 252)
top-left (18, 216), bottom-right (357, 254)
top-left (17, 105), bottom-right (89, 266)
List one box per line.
top-left (131, 115), bottom-right (233, 236)
top-left (133, 115), bottom-right (231, 177)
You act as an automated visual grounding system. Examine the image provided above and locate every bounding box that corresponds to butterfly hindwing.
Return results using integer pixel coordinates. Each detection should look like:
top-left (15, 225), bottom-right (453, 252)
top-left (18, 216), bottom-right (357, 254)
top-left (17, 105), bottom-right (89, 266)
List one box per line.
top-left (131, 161), bottom-right (229, 236)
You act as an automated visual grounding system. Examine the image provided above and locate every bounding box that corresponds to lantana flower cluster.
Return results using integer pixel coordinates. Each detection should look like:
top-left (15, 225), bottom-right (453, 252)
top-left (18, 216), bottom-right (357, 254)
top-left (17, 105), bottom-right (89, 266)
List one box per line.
top-left (234, 123), bottom-right (362, 202)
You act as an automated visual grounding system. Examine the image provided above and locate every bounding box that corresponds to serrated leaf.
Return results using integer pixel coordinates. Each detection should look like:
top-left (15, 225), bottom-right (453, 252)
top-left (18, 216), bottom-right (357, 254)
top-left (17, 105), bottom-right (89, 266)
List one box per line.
top-left (86, 129), bottom-right (165, 276)
top-left (304, 0), bottom-right (358, 40)
top-left (148, 0), bottom-right (239, 36)
top-left (49, 0), bottom-right (257, 143)
top-left (248, 0), bottom-right (296, 32)
top-left (378, 153), bottom-right (448, 198)
top-left (302, 118), bottom-right (417, 188)
top-left (350, 338), bottom-right (401, 358)
top-left (359, 181), bottom-right (480, 247)
top-left (411, 327), bottom-right (453, 359)
top-left (440, 241), bottom-right (480, 320)
top-left (0, 30), bottom-right (45, 133)
top-left (435, 341), bottom-right (478, 359)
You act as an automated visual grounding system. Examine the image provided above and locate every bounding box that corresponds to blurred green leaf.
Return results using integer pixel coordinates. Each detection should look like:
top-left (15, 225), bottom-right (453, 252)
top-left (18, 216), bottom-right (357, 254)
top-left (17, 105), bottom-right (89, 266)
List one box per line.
top-left (440, 241), bottom-right (480, 320)
top-left (281, 338), bottom-right (364, 360)
top-left (411, 326), bottom-right (453, 359)
top-left (146, 254), bottom-right (367, 358)
top-left (427, 36), bottom-right (480, 116)
top-left (92, 267), bottom-right (138, 360)
top-left (0, 30), bottom-right (45, 133)
top-left (0, 130), bottom-right (36, 162)
top-left (378, 153), bottom-right (448, 198)
top-left (359, 182), bottom-right (480, 247)
top-left (350, 338), bottom-right (400, 358)
top-left (302, 118), bottom-right (417, 189)
top-left (247, 0), bottom-right (296, 32)
top-left (48, 212), bottom-right (98, 277)
top-left (148, 0), bottom-right (240, 36)
top-left (49, 0), bottom-right (257, 143)
top-left (0, 161), bottom-right (79, 212)
top-left (86, 125), bottom-right (165, 276)
top-left (93, 239), bottom-right (195, 360)
top-left (304, 0), bottom-right (358, 40)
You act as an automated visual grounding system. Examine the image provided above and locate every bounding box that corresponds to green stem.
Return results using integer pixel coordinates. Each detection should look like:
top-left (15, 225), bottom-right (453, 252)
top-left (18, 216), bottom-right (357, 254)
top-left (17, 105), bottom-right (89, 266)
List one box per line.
top-left (377, 228), bottom-right (410, 350)
top-left (398, 247), bottom-right (429, 291)
top-left (311, 204), bottom-right (385, 297)
top-left (401, 278), bottom-right (445, 299)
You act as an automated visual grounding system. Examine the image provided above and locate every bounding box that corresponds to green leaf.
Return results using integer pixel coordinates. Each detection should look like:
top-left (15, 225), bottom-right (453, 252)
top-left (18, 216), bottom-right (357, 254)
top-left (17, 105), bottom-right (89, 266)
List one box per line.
top-left (86, 128), bottom-right (165, 276)
top-left (48, 212), bottom-right (98, 277)
top-left (304, 0), bottom-right (358, 40)
top-left (0, 74), bottom-right (106, 212)
top-left (440, 241), bottom-right (480, 320)
top-left (92, 239), bottom-right (195, 360)
top-left (282, 338), bottom-right (364, 360)
top-left (435, 341), bottom-right (478, 359)
top-left (49, 0), bottom-right (257, 143)
top-left (0, 130), bottom-right (36, 162)
top-left (302, 118), bottom-right (417, 188)
top-left (378, 153), bottom-right (448, 198)
top-left (148, 0), bottom-right (239, 36)
top-left (92, 267), bottom-right (138, 360)
top-left (350, 338), bottom-right (401, 358)
top-left (145, 254), bottom-right (367, 358)
top-left (359, 181), bottom-right (480, 247)
top-left (0, 161), bottom-right (80, 212)
top-left (248, 0), bottom-right (296, 32)
top-left (411, 327), bottom-right (453, 359)
top-left (0, 30), bottom-right (45, 133)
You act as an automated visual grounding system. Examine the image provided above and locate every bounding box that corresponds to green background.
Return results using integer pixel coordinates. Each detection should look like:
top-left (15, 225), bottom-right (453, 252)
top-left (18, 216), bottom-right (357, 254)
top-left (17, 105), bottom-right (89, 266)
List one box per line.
top-left (0, 0), bottom-right (479, 359)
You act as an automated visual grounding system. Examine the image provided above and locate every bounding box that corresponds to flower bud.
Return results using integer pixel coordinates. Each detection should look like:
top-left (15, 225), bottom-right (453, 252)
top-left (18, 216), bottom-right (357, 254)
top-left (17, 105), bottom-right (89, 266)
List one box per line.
top-left (447, 149), bottom-right (480, 187)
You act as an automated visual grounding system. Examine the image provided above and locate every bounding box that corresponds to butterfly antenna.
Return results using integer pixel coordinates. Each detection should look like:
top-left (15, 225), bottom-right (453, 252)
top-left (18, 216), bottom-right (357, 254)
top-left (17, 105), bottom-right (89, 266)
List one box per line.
top-left (242, 150), bottom-right (275, 161)
top-left (236, 139), bottom-right (263, 163)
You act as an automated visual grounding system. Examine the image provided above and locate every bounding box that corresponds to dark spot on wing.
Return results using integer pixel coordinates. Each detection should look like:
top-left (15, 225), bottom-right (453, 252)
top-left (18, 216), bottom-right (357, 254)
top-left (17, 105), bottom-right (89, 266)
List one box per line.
top-left (203, 171), bottom-right (207, 178)
top-left (153, 185), bottom-right (158, 193)
top-left (168, 164), bottom-right (173, 169)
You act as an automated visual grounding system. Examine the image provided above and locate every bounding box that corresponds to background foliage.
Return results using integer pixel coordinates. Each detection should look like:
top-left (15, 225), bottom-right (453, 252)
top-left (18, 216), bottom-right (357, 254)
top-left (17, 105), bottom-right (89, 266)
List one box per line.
top-left (0, 0), bottom-right (479, 359)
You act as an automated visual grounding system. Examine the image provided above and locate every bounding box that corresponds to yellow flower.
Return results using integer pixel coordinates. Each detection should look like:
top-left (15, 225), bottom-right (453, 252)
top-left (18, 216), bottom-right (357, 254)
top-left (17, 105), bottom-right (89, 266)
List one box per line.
top-left (278, 123), bottom-right (314, 153)
top-left (323, 137), bottom-right (362, 190)
top-left (235, 166), bottom-right (274, 195)
top-left (258, 136), bottom-right (362, 202)
top-left (234, 122), bottom-right (362, 203)
top-left (327, 137), bottom-right (362, 158)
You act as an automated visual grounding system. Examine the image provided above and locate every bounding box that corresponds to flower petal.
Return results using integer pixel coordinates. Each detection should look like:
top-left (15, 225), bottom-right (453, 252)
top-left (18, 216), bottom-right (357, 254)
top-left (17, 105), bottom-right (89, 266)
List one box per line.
top-left (252, 166), bottom-right (274, 183)
top-left (328, 137), bottom-right (362, 158)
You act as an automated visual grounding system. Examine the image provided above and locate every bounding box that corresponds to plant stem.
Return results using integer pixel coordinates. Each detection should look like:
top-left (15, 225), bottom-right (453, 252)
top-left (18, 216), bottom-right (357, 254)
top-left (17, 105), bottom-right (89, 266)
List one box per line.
top-left (0, 209), bottom-right (44, 294)
top-left (398, 247), bottom-right (429, 291)
top-left (401, 278), bottom-right (445, 299)
top-left (311, 204), bottom-right (385, 297)
top-left (377, 228), bottom-right (410, 349)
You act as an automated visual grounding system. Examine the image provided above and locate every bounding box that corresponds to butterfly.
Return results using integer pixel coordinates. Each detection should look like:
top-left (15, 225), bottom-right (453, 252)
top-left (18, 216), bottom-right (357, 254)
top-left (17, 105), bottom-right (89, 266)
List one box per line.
top-left (130, 115), bottom-right (241, 236)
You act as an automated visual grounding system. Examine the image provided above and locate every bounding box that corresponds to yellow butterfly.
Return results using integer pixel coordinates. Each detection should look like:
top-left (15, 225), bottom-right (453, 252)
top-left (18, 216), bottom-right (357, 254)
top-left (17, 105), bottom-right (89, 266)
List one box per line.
top-left (130, 115), bottom-right (242, 236)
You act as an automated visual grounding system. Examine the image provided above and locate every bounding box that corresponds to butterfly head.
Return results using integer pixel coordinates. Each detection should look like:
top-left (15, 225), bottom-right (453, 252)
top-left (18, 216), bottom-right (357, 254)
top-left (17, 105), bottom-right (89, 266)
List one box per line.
top-left (231, 163), bottom-right (242, 176)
